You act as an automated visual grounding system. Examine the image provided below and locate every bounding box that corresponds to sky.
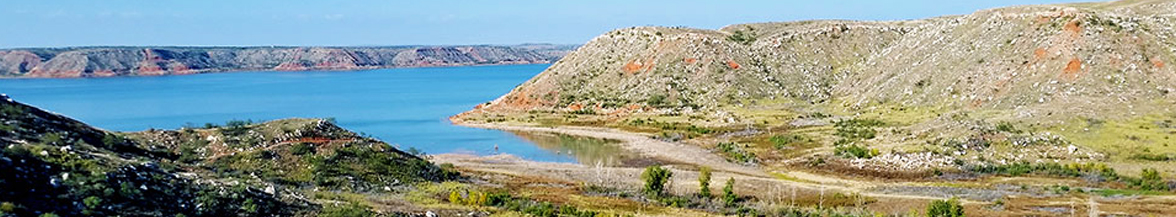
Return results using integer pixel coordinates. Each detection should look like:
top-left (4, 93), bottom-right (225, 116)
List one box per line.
top-left (0, 0), bottom-right (1098, 48)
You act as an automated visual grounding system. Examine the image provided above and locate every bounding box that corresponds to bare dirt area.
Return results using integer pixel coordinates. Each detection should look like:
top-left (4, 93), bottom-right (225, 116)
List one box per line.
top-left (455, 122), bottom-right (768, 177)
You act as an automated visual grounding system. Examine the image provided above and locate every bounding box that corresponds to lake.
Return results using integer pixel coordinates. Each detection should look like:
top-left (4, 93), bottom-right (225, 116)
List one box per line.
top-left (0, 64), bottom-right (634, 165)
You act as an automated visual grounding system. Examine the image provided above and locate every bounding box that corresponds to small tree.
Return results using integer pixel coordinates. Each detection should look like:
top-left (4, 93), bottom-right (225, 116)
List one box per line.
top-left (927, 197), bottom-right (964, 217)
top-left (641, 166), bottom-right (673, 197)
top-left (723, 177), bottom-right (737, 207)
top-left (699, 167), bottom-right (712, 198)
top-left (1139, 168), bottom-right (1169, 191)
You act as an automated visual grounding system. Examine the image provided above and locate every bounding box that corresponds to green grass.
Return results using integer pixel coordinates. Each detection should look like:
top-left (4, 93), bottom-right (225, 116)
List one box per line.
top-left (1052, 114), bottom-right (1176, 160)
top-left (1090, 188), bottom-right (1172, 196)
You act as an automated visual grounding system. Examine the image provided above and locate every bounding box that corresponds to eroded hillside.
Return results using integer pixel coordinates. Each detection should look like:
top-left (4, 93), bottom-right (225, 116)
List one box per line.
top-left (0, 45), bottom-right (575, 78)
top-left (457, 0), bottom-right (1176, 176)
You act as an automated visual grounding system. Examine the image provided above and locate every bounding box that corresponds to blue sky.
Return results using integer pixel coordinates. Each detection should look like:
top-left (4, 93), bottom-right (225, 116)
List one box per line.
top-left (1, 0), bottom-right (1096, 48)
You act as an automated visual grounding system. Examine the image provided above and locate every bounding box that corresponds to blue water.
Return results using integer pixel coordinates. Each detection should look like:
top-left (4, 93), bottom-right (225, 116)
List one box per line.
top-left (0, 64), bottom-right (588, 163)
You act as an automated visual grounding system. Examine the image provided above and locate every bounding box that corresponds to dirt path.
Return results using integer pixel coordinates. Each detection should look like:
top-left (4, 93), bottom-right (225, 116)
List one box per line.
top-left (447, 122), bottom-right (955, 202)
top-left (432, 154), bottom-right (947, 206)
top-left (445, 123), bottom-right (1176, 216)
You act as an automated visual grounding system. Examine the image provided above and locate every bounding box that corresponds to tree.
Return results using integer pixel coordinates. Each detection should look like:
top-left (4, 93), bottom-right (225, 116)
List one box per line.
top-left (699, 167), bottom-right (712, 198)
top-left (723, 177), bottom-right (737, 207)
top-left (641, 166), bottom-right (673, 197)
top-left (927, 197), bottom-right (965, 217)
top-left (1139, 168), bottom-right (1168, 191)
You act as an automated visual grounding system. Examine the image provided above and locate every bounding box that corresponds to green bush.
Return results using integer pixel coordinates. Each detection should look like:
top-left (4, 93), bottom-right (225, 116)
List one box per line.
top-left (570, 108), bottom-right (596, 115)
top-left (290, 143), bottom-right (315, 155)
top-left (647, 94), bottom-right (667, 107)
top-left (722, 177), bottom-right (737, 207)
top-left (641, 166), bottom-right (673, 197)
top-left (318, 202), bottom-right (375, 217)
top-left (834, 144), bottom-right (877, 159)
top-left (995, 122), bottom-right (1022, 133)
top-left (926, 197), bottom-right (964, 217)
top-left (769, 134), bottom-right (808, 149)
top-left (716, 142), bottom-right (756, 163)
top-left (1135, 168), bottom-right (1169, 191)
top-left (834, 118), bottom-right (883, 141)
top-left (698, 167), bottom-right (712, 198)
top-left (727, 30), bottom-right (756, 45)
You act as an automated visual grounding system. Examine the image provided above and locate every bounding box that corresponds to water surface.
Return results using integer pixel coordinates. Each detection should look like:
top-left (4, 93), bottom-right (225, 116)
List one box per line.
top-left (0, 64), bottom-right (631, 164)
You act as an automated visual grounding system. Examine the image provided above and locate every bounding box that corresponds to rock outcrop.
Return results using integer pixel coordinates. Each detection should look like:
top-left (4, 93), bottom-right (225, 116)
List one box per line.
top-left (470, 0), bottom-right (1176, 123)
top-left (0, 44), bottom-right (576, 78)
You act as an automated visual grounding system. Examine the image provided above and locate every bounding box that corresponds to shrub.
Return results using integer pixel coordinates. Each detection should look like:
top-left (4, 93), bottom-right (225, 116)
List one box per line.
top-left (769, 134), bottom-right (807, 149)
top-left (927, 197), bottom-right (964, 217)
top-left (698, 167), bottom-right (712, 198)
top-left (318, 202), bottom-right (375, 217)
top-left (221, 119), bottom-right (252, 136)
top-left (727, 30), bottom-right (756, 45)
top-left (449, 191), bottom-right (462, 204)
top-left (240, 198), bottom-right (258, 214)
top-left (647, 94), bottom-right (667, 107)
top-left (716, 142), bottom-right (757, 163)
top-left (641, 166), bottom-right (673, 197)
top-left (484, 192), bottom-right (512, 206)
top-left (995, 122), bottom-right (1021, 133)
top-left (722, 177), bottom-right (737, 207)
top-left (834, 144), bottom-right (877, 159)
top-left (1136, 168), bottom-right (1169, 191)
top-left (82, 196), bottom-right (102, 209)
top-left (290, 143), bottom-right (314, 155)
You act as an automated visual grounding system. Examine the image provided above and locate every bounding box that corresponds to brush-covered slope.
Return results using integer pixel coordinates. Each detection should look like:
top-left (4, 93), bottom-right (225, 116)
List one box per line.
top-left (477, 0), bottom-right (1175, 116)
top-left (459, 0), bottom-right (1176, 171)
top-left (0, 97), bottom-right (452, 216)
top-left (0, 44), bottom-right (576, 78)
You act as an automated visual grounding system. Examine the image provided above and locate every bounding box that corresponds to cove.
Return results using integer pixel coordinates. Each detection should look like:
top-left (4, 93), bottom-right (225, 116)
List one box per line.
top-left (0, 64), bottom-right (633, 165)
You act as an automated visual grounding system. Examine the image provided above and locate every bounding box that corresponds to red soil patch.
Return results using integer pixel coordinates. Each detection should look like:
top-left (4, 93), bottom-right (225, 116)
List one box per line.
top-left (1033, 48), bottom-right (1048, 60)
top-left (970, 99), bottom-right (984, 108)
top-left (138, 60), bottom-right (163, 73)
top-left (274, 62), bottom-right (308, 71)
top-left (622, 60), bottom-right (642, 74)
top-left (1063, 20), bottom-right (1082, 35)
top-left (1151, 58), bottom-right (1166, 68)
top-left (1061, 58), bottom-right (1083, 80)
top-left (1035, 16), bottom-right (1053, 25)
top-left (286, 137), bottom-right (335, 144)
top-left (684, 58), bottom-right (697, 64)
top-left (91, 70), bottom-right (116, 77)
top-left (567, 103), bottom-right (583, 111)
top-left (726, 60), bottom-right (741, 70)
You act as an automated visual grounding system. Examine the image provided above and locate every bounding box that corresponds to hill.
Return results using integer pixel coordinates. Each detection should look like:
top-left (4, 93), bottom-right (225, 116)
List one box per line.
top-left (457, 0), bottom-right (1176, 175)
top-left (0, 97), bottom-right (454, 216)
top-left (0, 44), bottom-right (576, 78)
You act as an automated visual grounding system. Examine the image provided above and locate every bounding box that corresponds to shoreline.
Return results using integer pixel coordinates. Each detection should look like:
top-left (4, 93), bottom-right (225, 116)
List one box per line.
top-left (0, 62), bottom-right (554, 79)
top-left (453, 121), bottom-right (770, 178)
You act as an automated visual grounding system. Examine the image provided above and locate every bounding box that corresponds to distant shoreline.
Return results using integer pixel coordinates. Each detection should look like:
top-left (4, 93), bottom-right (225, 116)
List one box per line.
top-left (0, 61), bottom-right (555, 80)
top-left (0, 44), bottom-right (577, 79)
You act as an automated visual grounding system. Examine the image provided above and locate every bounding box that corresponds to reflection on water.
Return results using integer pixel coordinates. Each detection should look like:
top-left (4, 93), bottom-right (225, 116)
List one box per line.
top-left (509, 131), bottom-right (650, 167)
